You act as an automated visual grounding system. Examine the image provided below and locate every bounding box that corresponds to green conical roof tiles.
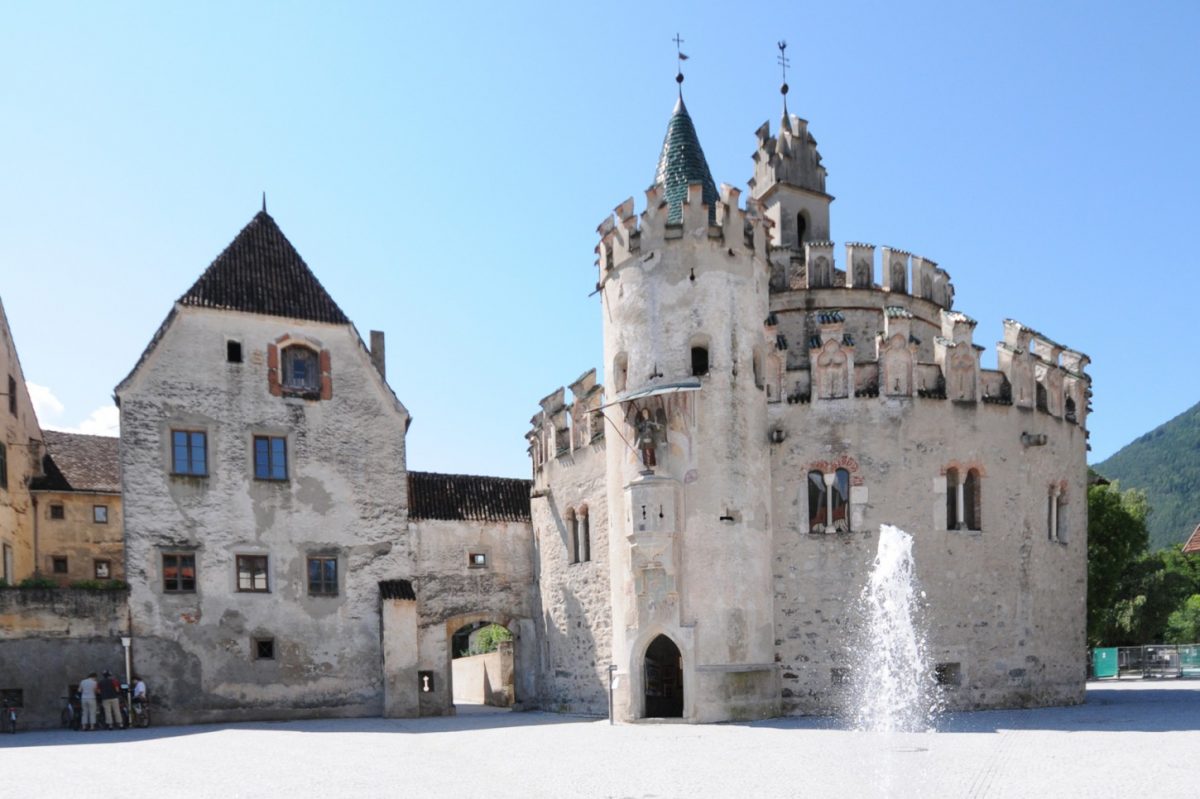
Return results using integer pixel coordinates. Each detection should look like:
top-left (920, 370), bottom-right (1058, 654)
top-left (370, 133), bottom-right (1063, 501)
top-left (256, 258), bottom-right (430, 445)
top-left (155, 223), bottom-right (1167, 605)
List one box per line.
top-left (654, 97), bottom-right (718, 224)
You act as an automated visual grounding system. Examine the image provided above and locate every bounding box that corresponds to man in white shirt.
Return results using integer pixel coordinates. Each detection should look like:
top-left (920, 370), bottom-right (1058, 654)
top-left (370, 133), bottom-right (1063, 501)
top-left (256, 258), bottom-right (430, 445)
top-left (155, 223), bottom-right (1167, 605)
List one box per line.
top-left (77, 672), bottom-right (99, 731)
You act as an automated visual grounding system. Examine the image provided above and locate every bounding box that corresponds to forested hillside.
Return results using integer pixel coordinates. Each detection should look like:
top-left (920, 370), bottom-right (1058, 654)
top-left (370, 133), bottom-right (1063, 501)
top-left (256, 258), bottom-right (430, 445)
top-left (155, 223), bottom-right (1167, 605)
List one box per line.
top-left (1094, 401), bottom-right (1200, 550)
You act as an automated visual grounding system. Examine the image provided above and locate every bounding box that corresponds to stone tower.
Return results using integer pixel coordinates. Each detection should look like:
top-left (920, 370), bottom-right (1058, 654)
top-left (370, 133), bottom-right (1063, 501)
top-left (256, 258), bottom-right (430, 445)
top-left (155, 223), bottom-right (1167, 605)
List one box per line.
top-left (596, 95), bottom-right (779, 722)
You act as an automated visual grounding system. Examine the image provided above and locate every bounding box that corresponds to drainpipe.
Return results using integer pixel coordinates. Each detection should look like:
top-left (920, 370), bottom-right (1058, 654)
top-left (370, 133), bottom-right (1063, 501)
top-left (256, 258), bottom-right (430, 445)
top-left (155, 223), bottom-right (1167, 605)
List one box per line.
top-left (121, 636), bottom-right (132, 720)
top-left (607, 664), bottom-right (617, 725)
top-left (31, 494), bottom-right (39, 576)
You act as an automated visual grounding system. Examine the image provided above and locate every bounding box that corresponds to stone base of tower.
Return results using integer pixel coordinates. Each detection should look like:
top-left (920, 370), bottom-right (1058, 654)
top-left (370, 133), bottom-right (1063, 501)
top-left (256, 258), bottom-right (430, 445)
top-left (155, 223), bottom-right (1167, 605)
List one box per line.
top-left (691, 666), bottom-right (780, 722)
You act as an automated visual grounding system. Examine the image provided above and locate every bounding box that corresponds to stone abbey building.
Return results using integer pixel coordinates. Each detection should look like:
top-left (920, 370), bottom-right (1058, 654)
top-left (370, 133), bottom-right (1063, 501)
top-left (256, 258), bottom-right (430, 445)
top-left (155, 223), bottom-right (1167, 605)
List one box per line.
top-left (111, 83), bottom-right (1089, 725)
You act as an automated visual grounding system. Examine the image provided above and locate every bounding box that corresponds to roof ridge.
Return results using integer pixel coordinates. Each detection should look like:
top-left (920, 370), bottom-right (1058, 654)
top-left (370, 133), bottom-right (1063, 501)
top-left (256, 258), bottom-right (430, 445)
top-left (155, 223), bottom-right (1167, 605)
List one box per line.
top-left (179, 211), bottom-right (350, 325)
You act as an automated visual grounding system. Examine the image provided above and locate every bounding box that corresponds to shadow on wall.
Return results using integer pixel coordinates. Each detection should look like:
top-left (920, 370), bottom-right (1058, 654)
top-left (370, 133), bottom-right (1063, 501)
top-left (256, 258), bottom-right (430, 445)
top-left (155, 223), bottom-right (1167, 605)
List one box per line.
top-left (540, 588), bottom-right (607, 715)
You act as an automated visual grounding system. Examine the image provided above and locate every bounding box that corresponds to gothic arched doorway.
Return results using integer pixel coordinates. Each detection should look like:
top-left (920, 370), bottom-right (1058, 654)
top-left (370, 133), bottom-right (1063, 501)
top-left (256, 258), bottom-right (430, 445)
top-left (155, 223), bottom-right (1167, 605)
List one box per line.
top-left (644, 635), bottom-right (683, 718)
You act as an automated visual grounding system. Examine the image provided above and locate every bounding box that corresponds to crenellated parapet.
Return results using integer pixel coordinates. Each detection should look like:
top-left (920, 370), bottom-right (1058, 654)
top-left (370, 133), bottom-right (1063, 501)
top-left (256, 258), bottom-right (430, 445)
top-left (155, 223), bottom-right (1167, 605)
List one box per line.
top-left (595, 183), bottom-right (771, 278)
top-left (528, 369), bottom-right (607, 475)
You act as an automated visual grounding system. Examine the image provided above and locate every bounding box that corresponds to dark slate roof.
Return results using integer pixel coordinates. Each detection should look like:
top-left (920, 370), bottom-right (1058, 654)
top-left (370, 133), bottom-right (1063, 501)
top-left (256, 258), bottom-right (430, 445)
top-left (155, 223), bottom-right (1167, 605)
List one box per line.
top-left (179, 211), bottom-right (350, 324)
top-left (408, 471), bottom-right (531, 523)
top-left (32, 431), bottom-right (121, 493)
top-left (655, 97), bottom-right (719, 225)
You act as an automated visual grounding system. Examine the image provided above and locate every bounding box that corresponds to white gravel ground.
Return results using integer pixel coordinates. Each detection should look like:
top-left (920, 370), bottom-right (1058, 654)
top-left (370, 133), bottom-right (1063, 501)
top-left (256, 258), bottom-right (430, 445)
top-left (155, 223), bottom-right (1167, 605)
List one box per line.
top-left (1, 680), bottom-right (1196, 798)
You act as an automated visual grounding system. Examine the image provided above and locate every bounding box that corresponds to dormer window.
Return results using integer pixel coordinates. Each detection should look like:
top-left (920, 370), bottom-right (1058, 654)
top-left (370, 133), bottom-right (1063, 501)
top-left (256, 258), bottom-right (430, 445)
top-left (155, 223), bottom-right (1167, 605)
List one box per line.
top-left (282, 346), bottom-right (319, 391)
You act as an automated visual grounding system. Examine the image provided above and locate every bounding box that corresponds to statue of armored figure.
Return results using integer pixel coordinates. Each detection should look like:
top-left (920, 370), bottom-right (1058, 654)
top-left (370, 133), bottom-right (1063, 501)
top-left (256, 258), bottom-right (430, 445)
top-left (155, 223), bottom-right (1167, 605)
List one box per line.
top-left (634, 408), bottom-right (664, 470)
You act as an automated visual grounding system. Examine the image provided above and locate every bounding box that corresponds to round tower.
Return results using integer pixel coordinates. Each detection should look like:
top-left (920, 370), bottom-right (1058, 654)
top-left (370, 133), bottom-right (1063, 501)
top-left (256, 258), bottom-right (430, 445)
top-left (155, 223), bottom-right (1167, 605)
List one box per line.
top-left (596, 94), bottom-right (778, 722)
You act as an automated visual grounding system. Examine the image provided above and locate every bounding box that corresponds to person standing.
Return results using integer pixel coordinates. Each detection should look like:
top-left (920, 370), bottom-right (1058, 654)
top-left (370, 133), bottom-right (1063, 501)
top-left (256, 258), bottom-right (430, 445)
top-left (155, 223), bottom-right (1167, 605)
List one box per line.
top-left (97, 670), bottom-right (122, 729)
top-left (78, 672), bottom-right (99, 731)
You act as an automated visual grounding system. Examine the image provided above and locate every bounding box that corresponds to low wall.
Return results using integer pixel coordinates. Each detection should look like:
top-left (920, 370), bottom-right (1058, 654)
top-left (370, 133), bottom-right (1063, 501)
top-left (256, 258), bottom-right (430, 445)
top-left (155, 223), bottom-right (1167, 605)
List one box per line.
top-left (0, 588), bottom-right (130, 729)
top-left (451, 644), bottom-right (513, 707)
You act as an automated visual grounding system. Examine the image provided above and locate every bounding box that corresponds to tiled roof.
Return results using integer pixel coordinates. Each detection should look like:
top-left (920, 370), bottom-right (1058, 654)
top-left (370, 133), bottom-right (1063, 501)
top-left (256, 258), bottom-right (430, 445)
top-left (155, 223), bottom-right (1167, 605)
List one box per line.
top-left (32, 431), bottom-right (120, 493)
top-left (1183, 524), bottom-right (1200, 555)
top-left (179, 211), bottom-right (349, 324)
top-left (817, 311), bottom-right (845, 325)
top-left (655, 97), bottom-right (719, 225)
top-left (408, 471), bottom-right (532, 523)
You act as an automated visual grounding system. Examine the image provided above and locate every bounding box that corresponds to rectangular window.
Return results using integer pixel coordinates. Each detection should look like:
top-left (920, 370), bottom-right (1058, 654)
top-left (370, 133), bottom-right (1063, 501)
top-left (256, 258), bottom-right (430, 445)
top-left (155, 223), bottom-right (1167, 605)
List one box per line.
top-left (254, 638), bottom-right (275, 660)
top-left (227, 340), bottom-right (243, 364)
top-left (171, 430), bottom-right (208, 476)
top-left (469, 552), bottom-right (487, 568)
top-left (93, 505), bottom-right (108, 524)
top-left (162, 553), bottom-right (196, 593)
top-left (253, 436), bottom-right (288, 481)
top-left (307, 556), bottom-right (338, 596)
top-left (49, 503), bottom-right (64, 520)
top-left (52, 556), bottom-right (68, 574)
top-left (237, 555), bottom-right (269, 592)
top-left (94, 560), bottom-right (111, 579)
top-left (8, 376), bottom-right (16, 416)
top-left (0, 442), bottom-right (6, 490)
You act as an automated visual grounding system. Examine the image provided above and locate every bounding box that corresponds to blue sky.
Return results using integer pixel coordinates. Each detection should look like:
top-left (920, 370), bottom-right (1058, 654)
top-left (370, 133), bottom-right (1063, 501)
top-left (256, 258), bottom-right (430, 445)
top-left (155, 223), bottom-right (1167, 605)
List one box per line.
top-left (2, 1), bottom-right (1197, 477)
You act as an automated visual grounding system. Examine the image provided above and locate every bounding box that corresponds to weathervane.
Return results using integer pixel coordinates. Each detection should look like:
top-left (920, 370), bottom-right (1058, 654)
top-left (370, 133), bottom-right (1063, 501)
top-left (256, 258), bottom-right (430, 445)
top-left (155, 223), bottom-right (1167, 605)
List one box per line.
top-left (673, 33), bottom-right (689, 93)
top-left (778, 40), bottom-right (790, 115)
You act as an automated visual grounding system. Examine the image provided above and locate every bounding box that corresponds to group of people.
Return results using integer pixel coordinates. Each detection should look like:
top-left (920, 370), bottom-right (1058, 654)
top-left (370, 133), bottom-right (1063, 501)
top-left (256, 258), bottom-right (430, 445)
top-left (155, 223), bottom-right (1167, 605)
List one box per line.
top-left (76, 671), bottom-right (146, 731)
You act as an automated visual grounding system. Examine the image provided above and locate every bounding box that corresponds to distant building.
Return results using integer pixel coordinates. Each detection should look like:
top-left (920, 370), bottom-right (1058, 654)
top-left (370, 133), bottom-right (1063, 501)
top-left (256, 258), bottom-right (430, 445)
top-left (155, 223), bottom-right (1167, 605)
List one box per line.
top-left (31, 431), bottom-right (123, 585)
top-left (0, 295), bottom-right (44, 584)
top-left (1183, 524), bottom-right (1200, 555)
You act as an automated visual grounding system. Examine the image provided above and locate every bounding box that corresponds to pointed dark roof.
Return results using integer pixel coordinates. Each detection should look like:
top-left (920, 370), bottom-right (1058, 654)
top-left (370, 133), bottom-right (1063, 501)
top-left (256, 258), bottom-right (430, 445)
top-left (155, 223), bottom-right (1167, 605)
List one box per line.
top-left (654, 97), bottom-right (719, 224)
top-left (31, 431), bottom-right (121, 494)
top-left (179, 211), bottom-right (349, 324)
top-left (407, 471), bottom-right (531, 523)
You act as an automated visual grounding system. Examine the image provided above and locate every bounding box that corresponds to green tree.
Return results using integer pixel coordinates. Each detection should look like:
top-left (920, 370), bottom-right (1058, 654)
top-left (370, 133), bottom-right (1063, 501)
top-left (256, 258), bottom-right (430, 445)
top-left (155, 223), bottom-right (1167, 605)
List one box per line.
top-left (1087, 479), bottom-right (1149, 645)
top-left (1166, 595), bottom-right (1200, 643)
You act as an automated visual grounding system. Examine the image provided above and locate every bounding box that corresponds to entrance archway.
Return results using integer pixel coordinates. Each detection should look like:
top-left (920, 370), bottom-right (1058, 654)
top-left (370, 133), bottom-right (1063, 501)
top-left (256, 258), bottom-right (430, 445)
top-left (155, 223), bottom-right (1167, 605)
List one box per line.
top-left (449, 619), bottom-right (515, 710)
top-left (643, 635), bottom-right (683, 718)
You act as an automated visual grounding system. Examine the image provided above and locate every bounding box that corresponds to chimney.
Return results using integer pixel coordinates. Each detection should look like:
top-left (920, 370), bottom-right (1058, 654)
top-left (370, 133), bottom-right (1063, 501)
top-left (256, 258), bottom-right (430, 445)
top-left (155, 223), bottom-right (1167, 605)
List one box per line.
top-left (369, 331), bottom-right (386, 380)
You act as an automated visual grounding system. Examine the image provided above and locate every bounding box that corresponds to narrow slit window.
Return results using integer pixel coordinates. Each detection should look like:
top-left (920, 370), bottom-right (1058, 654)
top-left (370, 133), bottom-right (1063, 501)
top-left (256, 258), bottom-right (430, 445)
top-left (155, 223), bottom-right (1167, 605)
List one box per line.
top-left (808, 471), bottom-right (827, 533)
top-left (691, 347), bottom-right (709, 377)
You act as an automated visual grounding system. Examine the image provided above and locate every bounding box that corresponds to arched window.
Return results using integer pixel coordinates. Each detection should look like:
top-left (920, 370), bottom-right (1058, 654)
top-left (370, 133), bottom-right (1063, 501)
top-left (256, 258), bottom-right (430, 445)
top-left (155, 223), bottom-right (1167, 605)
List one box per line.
top-left (831, 469), bottom-right (851, 531)
top-left (963, 469), bottom-right (981, 531)
top-left (945, 467), bottom-right (959, 530)
top-left (1065, 396), bottom-right (1077, 423)
top-left (565, 508), bottom-right (578, 564)
top-left (579, 506), bottom-right (590, 563)
top-left (1056, 492), bottom-right (1068, 543)
top-left (796, 212), bottom-right (807, 245)
top-left (282, 345), bottom-right (319, 392)
top-left (808, 470), bottom-right (828, 533)
top-left (691, 346), bottom-right (709, 377)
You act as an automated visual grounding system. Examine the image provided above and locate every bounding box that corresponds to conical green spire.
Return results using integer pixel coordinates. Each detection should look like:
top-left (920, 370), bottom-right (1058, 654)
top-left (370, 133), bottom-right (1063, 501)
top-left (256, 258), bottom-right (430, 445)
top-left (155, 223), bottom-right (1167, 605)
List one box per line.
top-left (654, 97), bottom-right (719, 224)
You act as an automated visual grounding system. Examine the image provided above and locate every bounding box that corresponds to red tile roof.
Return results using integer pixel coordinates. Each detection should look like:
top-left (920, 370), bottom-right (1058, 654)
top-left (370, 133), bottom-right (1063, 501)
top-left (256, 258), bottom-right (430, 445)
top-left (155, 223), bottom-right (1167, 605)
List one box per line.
top-left (1183, 524), bottom-right (1200, 554)
top-left (407, 471), bottom-right (531, 523)
top-left (32, 431), bottom-right (120, 493)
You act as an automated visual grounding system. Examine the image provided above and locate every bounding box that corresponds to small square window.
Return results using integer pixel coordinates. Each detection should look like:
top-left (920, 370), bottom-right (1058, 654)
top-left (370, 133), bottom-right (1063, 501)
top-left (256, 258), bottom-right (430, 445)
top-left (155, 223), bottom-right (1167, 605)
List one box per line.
top-left (162, 553), bottom-right (196, 593)
top-left (468, 552), bottom-right (487, 568)
top-left (227, 340), bottom-right (243, 364)
top-left (94, 560), bottom-right (111, 579)
top-left (253, 436), bottom-right (288, 481)
top-left (307, 556), bottom-right (338, 596)
top-left (49, 504), bottom-right (65, 520)
top-left (171, 430), bottom-right (208, 476)
top-left (935, 662), bottom-right (962, 687)
top-left (237, 555), bottom-right (269, 592)
top-left (52, 556), bottom-right (68, 574)
top-left (254, 638), bottom-right (275, 660)
top-left (93, 505), bottom-right (108, 524)
top-left (830, 667), bottom-right (851, 686)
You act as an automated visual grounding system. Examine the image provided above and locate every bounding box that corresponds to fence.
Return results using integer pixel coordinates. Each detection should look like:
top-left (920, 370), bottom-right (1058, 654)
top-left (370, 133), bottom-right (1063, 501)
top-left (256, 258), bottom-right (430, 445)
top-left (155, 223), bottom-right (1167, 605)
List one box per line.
top-left (1091, 644), bottom-right (1200, 679)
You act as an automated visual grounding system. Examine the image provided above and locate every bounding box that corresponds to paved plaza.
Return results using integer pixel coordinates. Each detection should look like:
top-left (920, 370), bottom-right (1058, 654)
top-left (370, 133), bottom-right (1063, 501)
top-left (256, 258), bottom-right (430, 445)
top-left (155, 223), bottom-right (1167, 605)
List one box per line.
top-left (0, 680), bottom-right (1196, 798)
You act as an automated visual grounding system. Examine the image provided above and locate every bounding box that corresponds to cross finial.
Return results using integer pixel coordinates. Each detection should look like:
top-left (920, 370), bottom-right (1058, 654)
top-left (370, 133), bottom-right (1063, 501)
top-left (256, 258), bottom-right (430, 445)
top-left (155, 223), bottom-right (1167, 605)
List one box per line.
top-left (777, 40), bottom-right (790, 115)
top-left (673, 33), bottom-right (689, 94)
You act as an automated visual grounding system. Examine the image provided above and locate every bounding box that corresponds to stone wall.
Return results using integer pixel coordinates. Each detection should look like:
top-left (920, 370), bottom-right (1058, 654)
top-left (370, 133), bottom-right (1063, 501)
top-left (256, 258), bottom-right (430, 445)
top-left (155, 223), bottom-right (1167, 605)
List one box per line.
top-left (0, 588), bottom-right (129, 729)
top-left (451, 645), bottom-right (513, 706)
top-left (118, 306), bottom-right (412, 725)
top-left (411, 517), bottom-right (538, 715)
top-left (532, 440), bottom-right (611, 715)
top-left (769, 397), bottom-right (1088, 714)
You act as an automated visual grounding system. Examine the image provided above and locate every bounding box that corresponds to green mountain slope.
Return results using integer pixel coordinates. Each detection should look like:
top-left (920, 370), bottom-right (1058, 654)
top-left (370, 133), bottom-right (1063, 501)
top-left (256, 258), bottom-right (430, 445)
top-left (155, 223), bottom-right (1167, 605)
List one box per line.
top-left (1093, 400), bottom-right (1200, 550)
